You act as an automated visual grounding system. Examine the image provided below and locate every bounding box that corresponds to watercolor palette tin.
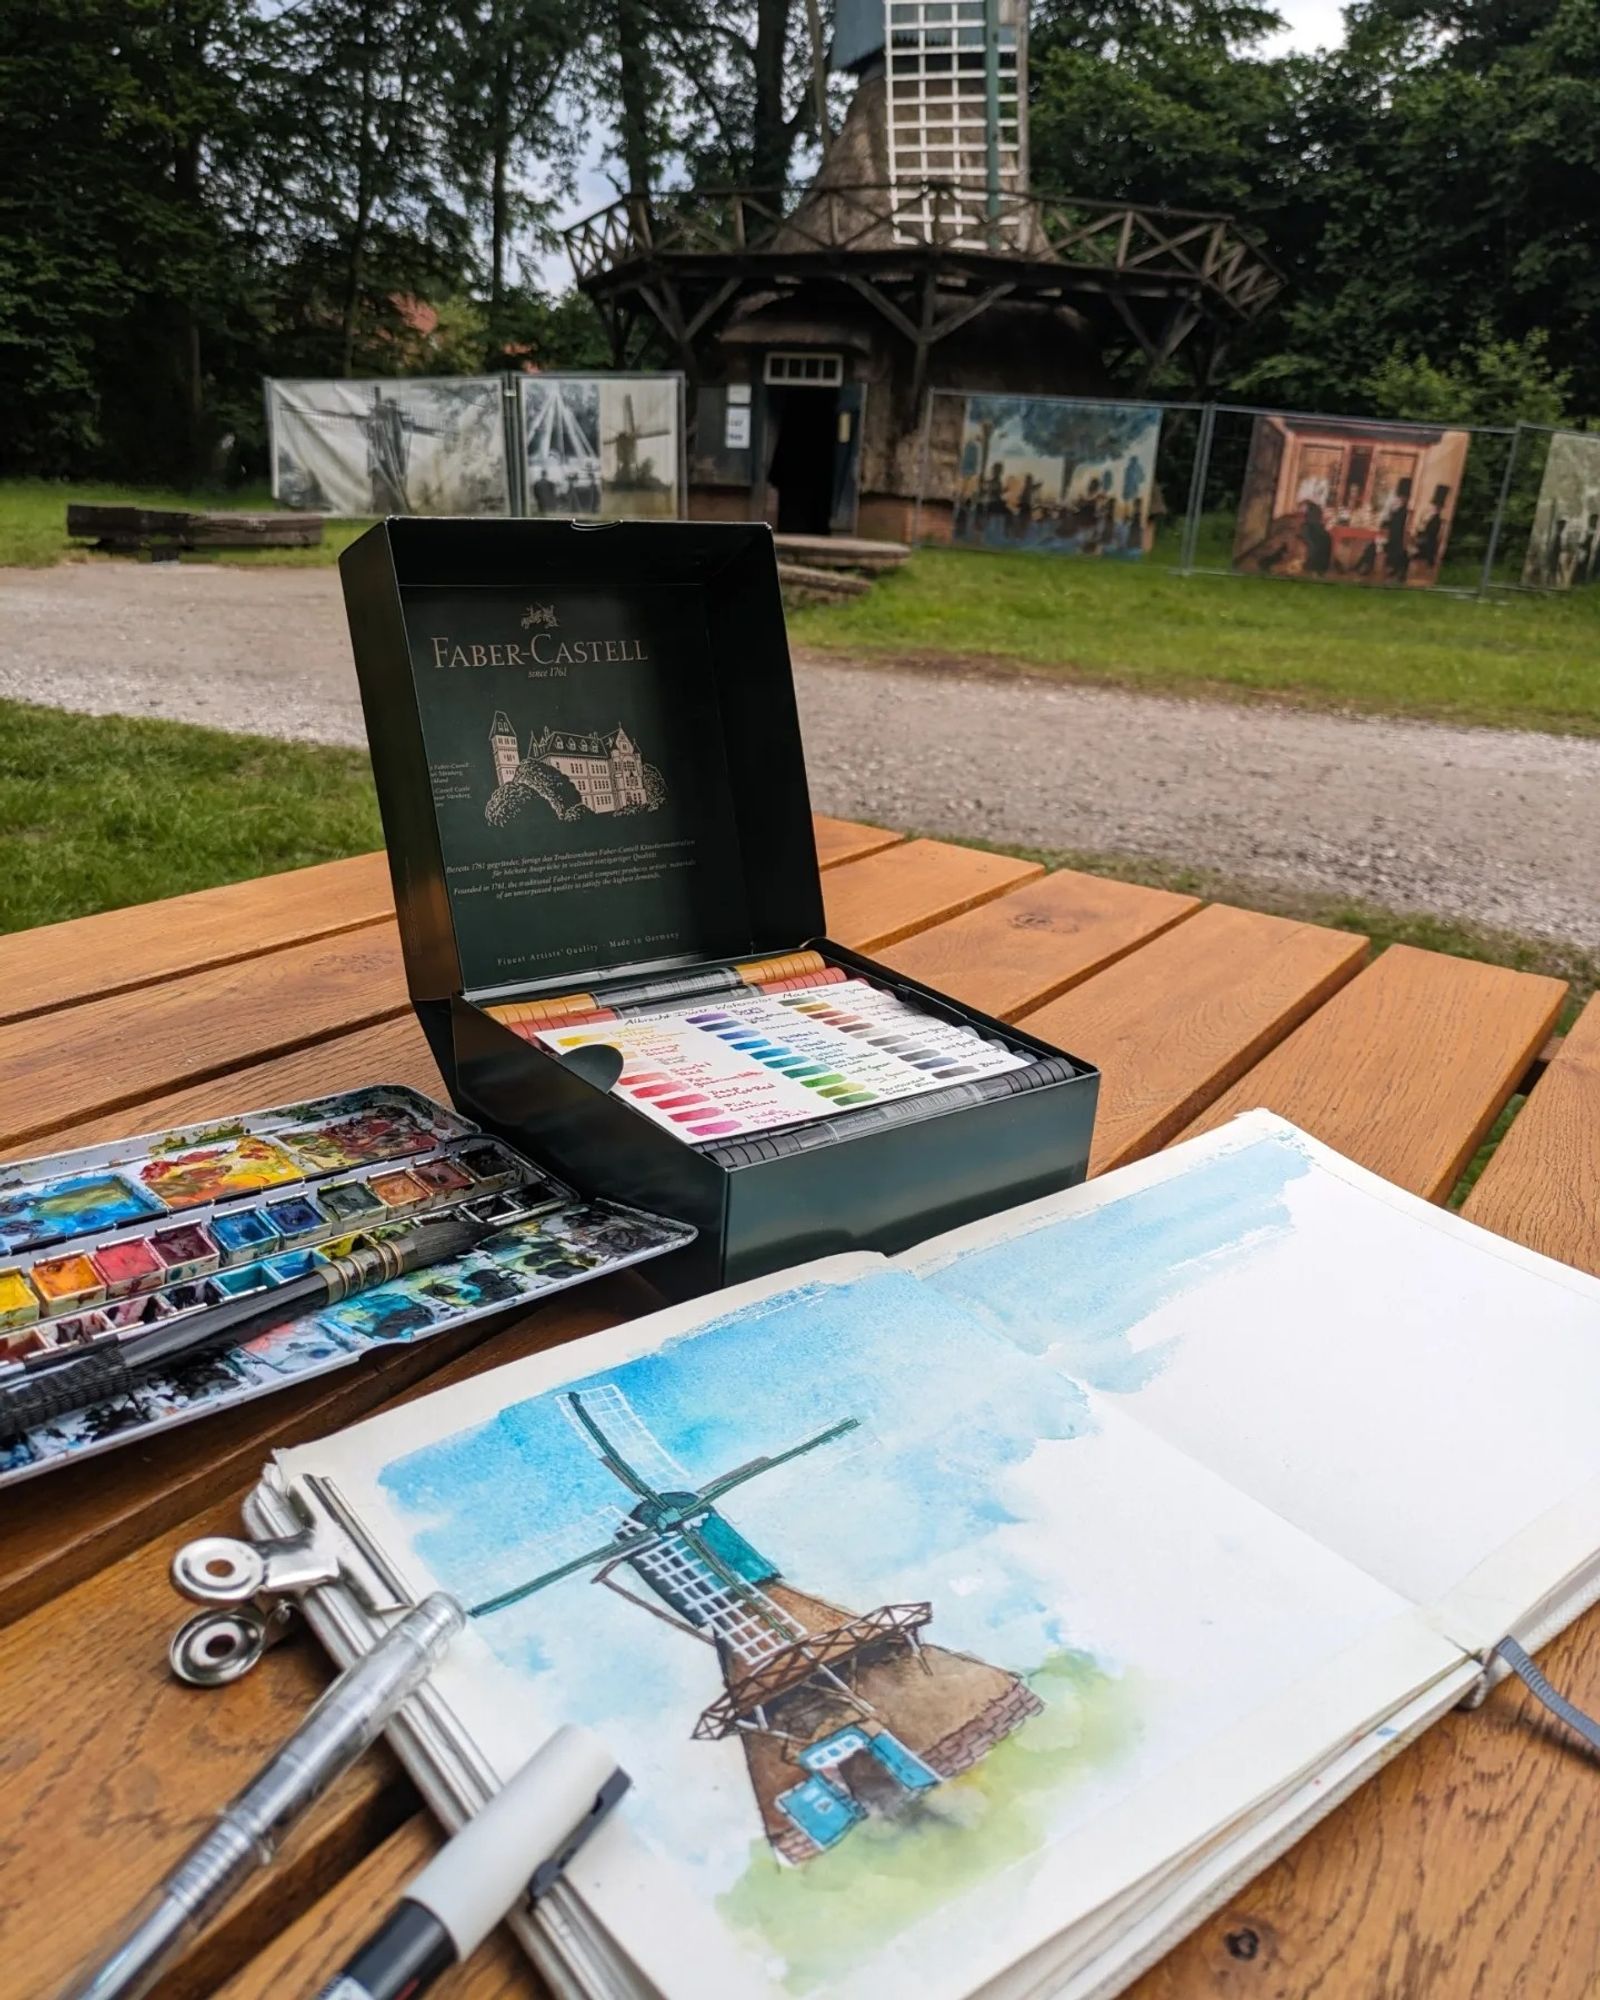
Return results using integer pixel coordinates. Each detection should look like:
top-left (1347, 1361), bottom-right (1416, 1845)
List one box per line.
top-left (0, 1085), bottom-right (692, 1488)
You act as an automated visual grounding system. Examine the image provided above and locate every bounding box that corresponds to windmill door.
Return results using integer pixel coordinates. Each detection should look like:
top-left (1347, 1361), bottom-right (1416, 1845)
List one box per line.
top-left (830, 382), bottom-right (867, 535)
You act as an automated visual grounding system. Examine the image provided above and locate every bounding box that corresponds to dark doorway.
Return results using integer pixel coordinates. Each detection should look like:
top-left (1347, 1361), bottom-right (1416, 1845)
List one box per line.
top-left (767, 386), bottom-right (839, 535)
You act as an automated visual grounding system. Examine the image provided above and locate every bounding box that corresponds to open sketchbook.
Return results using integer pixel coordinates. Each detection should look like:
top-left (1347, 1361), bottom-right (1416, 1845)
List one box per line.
top-left (259, 1111), bottom-right (1600, 2000)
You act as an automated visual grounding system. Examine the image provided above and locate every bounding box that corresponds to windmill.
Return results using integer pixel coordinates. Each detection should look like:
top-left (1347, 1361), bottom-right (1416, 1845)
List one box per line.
top-left (601, 393), bottom-right (672, 493)
top-left (472, 1384), bottom-right (1043, 1864)
top-left (280, 384), bottom-right (447, 513)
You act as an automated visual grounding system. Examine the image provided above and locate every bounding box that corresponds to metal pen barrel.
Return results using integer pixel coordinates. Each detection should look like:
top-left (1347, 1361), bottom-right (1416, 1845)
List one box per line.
top-left (60, 1593), bottom-right (464, 2000)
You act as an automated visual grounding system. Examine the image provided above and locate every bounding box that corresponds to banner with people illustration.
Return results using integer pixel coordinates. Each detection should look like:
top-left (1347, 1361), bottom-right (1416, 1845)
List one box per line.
top-left (1230, 413), bottom-right (1470, 588)
top-left (952, 395), bottom-right (1164, 558)
top-left (1522, 429), bottom-right (1600, 588)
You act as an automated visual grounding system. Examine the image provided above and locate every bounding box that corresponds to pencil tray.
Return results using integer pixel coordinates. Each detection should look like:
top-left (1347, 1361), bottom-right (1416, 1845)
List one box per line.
top-left (0, 1085), bottom-right (693, 1488)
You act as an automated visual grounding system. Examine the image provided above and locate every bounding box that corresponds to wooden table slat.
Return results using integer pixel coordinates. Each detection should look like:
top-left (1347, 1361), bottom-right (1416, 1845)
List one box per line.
top-left (0, 853), bottom-right (396, 1027)
top-left (823, 837), bottom-right (1045, 953)
top-left (212, 1814), bottom-right (531, 1999)
top-left (1019, 903), bottom-right (1369, 1174)
top-left (1177, 943), bottom-right (1568, 1200)
top-left (1462, 992), bottom-right (1600, 1271)
top-left (0, 924), bottom-right (412, 1153)
top-left (877, 868), bottom-right (1200, 1021)
top-left (811, 814), bottom-right (904, 870)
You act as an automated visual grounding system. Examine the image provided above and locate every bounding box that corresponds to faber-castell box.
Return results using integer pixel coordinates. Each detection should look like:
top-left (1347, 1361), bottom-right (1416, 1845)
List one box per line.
top-left (340, 517), bottom-right (1098, 1296)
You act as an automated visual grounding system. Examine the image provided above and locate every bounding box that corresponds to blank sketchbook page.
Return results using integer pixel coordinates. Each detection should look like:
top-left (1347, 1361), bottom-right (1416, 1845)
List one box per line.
top-left (912, 1110), bottom-right (1600, 1657)
top-left (275, 1242), bottom-right (1462, 2000)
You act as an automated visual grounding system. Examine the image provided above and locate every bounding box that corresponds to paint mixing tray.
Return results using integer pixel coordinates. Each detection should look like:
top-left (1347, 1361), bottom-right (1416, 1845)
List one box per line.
top-left (0, 1085), bottom-right (693, 1486)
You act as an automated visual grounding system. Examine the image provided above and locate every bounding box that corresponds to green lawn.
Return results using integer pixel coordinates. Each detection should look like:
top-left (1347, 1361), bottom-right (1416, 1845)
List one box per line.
top-left (787, 537), bottom-right (1600, 736)
top-left (0, 700), bottom-right (382, 933)
top-left (0, 478), bottom-right (370, 568)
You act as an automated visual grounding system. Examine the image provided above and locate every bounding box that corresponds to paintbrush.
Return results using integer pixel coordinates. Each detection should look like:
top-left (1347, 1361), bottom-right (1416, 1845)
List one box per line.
top-left (0, 1214), bottom-right (491, 1445)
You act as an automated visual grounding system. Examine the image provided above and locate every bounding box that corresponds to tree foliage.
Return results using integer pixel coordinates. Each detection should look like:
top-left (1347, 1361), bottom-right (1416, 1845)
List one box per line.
top-left (2, 0), bottom-right (1596, 481)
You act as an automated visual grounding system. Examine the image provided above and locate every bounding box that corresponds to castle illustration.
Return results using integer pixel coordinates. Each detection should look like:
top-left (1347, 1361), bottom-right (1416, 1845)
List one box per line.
top-left (472, 1385), bottom-right (1043, 1864)
top-left (489, 712), bottom-right (647, 815)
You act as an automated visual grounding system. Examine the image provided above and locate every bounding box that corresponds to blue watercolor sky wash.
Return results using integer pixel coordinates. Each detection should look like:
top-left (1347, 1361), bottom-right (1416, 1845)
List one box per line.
top-left (923, 1132), bottom-right (1313, 1393)
top-left (380, 1267), bottom-right (1097, 1717)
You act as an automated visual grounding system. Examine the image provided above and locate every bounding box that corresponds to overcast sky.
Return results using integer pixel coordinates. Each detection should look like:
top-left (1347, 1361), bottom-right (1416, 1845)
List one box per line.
top-left (1263, 0), bottom-right (1348, 53)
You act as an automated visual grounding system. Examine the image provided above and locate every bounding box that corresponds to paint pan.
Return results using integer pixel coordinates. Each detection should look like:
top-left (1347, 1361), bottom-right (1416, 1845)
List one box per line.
top-left (368, 1170), bottom-right (430, 1215)
top-left (456, 1144), bottom-right (518, 1190)
top-left (90, 1235), bottom-right (165, 1299)
top-left (151, 1223), bottom-right (220, 1284)
top-left (319, 1181), bottom-right (387, 1227)
top-left (264, 1193), bottom-right (326, 1246)
top-left (29, 1253), bottom-right (106, 1317)
top-left (209, 1208), bottom-right (281, 1267)
top-left (411, 1157), bottom-right (475, 1201)
top-left (103, 1294), bottom-right (178, 1330)
top-left (211, 1263), bottom-right (273, 1299)
top-left (0, 1269), bottom-right (41, 1332)
top-left (50, 1310), bottom-right (113, 1346)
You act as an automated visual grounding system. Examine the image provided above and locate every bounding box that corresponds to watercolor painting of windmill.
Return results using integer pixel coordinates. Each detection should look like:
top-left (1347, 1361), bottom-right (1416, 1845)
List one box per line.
top-left (470, 1380), bottom-right (1044, 1864)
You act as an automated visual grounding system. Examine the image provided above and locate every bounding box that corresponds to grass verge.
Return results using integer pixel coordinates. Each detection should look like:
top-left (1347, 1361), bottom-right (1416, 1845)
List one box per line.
top-left (787, 537), bottom-right (1600, 737)
top-left (0, 699), bottom-right (382, 933)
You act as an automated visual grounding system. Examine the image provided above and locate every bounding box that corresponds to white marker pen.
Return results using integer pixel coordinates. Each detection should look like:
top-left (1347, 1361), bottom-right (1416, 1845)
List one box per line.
top-left (313, 1726), bottom-right (628, 2000)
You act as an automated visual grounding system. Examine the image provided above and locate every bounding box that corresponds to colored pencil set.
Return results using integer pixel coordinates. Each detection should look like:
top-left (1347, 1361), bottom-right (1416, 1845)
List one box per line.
top-left (486, 952), bottom-right (1048, 1150)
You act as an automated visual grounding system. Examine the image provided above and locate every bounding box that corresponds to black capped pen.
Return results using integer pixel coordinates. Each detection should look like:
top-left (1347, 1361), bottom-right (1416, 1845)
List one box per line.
top-left (312, 1726), bottom-right (629, 2000)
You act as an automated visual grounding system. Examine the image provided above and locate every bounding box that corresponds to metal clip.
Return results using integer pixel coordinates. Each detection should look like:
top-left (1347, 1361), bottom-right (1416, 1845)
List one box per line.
top-left (171, 1528), bottom-right (341, 1608)
top-left (169, 1599), bottom-right (295, 1686)
top-left (168, 1486), bottom-right (347, 1687)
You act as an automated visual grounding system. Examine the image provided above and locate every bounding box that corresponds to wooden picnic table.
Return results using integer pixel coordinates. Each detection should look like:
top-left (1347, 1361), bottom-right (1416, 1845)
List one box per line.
top-left (2, 817), bottom-right (1597, 2000)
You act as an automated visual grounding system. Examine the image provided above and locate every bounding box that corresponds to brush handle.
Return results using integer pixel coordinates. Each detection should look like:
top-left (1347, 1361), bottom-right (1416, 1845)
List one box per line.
top-left (0, 1217), bottom-right (483, 1446)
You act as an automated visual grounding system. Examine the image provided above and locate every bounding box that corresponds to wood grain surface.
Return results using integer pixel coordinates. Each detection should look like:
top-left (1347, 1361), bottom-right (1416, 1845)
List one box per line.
top-left (876, 868), bottom-right (1200, 1021)
top-left (0, 852), bottom-right (395, 1026)
top-left (811, 815), bottom-right (904, 870)
top-left (0, 1013), bottom-right (445, 1166)
top-left (212, 1814), bottom-right (534, 1999)
top-left (1179, 945), bottom-right (1568, 1199)
top-left (1463, 994), bottom-right (1600, 1273)
top-left (1019, 905), bottom-right (1368, 1173)
top-left (823, 838), bottom-right (1044, 952)
top-left (0, 923), bottom-right (413, 1151)
top-left (3, 829), bottom-right (1598, 2000)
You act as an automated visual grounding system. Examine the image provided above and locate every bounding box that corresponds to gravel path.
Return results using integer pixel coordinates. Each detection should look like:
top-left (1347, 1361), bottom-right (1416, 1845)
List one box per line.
top-left (4, 561), bottom-right (1597, 950)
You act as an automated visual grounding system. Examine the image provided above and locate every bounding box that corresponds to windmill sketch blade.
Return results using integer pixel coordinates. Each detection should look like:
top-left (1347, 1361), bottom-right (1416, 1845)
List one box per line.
top-left (563, 1384), bottom-right (691, 1496)
top-left (696, 1417), bottom-right (861, 1504)
top-left (465, 1503), bottom-right (633, 1617)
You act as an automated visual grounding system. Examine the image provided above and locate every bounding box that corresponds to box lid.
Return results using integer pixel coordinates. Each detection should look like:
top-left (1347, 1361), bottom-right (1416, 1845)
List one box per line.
top-left (340, 518), bottom-right (824, 1002)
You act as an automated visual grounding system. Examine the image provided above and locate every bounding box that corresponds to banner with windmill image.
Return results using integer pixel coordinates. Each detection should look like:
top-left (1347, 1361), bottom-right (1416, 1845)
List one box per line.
top-left (280, 1212), bottom-right (1445, 2000)
top-left (266, 377), bottom-right (514, 516)
top-left (520, 373), bottom-right (684, 520)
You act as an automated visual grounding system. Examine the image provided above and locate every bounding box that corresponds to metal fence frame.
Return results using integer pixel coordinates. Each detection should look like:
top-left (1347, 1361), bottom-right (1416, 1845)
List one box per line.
top-left (911, 389), bottom-right (1568, 601)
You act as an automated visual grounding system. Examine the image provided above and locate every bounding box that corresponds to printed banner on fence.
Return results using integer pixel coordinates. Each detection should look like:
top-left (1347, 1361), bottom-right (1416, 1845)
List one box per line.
top-left (520, 374), bottom-right (682, 519)
top-left (267, 377), bottom-right (512, 516)
top-left (1522, 430), bottom-right (1600, 588)
top-left (953, 395), bottom-right (1163, 557)
top-left (1231, 413), bottom-right (1469, 588)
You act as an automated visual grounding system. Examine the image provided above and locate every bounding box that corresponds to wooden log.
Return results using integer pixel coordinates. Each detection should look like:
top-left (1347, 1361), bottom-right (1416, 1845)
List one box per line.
top-left (185, 511), bottom-right (325, 547)
top-left (65, 504), bottom-right (325, 552)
